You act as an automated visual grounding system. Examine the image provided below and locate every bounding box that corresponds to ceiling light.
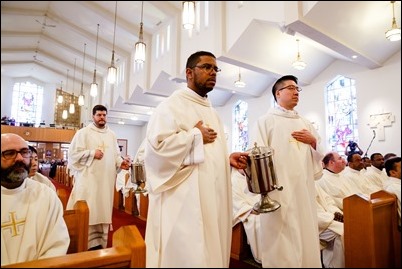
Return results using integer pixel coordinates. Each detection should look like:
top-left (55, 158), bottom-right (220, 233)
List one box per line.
top-left (78, 43), bottom-right (86, 106)
top-left (90, 24), bottom-right (100, 97)
top-left (118, 119), bottom-right (125, 125)
top-left (292, 39), bottom-right (307, 70)
top-left (134, 1), bottom-right (146, 63)
top-left (108, 1), bottom-right (118, 84)
top-left (234, 67), bottom-right (246, 88)
top-left (57, 80), bottom-right (64, 103)
top-left (62, 109), bottom-right (68, 120)
top-left (385, 1), bottom-right (401, 42)
top-left (182, 1), bottom-right (195, 30)
top-left (70, 58), bottom-right (77, 114)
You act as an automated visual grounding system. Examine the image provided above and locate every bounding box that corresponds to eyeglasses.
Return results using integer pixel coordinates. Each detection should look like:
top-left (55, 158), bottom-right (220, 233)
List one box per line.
top-left (1, 148), bottom-right (31, 160)
top-left (278, 85), bottom-right (302, 92)
top-left (193, 64), bottom-right (221, 73)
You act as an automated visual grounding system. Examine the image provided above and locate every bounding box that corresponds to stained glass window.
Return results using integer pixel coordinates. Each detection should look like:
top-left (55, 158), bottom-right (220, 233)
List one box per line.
top-left (326, 76), bottom-right (359, 156)
top-left (11, 81), bottom-right (43, 126)
top-left (232, 100), bottom-right (249, 151)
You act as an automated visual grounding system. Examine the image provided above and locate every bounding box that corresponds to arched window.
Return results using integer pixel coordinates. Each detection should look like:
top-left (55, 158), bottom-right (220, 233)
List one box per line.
top-left (232, 100), bottom-right (249, 151)
top-left (11, 81), bottom-right (43, 126)
top-left (326, 75), bottom-right (359, 156)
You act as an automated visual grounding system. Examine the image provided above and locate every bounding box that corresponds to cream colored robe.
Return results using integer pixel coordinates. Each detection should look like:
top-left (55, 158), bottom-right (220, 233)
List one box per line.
top-left (144, 88), bottom-right (232, 268)
top-left (1, 179), bottom-right (69, 266)
top-left (251, 106), bottom-right (323, 268)
top-left (67, 123), bottom-right (123, 225)
top-left (30, 172), bottom-right (56, 192)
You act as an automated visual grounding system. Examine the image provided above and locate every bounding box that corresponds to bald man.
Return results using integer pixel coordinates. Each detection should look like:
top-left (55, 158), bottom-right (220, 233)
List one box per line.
top-left (1, 133), bottom-right (69, 266)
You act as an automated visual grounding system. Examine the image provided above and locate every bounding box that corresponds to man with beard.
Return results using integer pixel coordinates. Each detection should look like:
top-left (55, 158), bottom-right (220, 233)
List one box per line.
top-left (143, 51), bottom-right (248, 267)
top-left (1, 133), bottom-right (69, 266)
top-left (67, 104), bottom-right (130, 250)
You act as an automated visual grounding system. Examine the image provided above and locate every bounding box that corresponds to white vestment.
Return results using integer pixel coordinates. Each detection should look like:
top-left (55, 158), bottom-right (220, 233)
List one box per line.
top-left (250, 106), bottom-right (323, 268)
top-left (231, 170), bottom-right (262, 264)
top-left (317, 169), bottom-right (358, 211)
top-left (144, 88), bottom-right (232, 268)
top-left (315, 182), bottom-right (345, 268)
top-left (1, 179), bottom-right (70, 266)
top-left (67, 123), bottom-right (123, 247)
top-left (383, 176), bottom-right (401, 226)
top-left (364, 166), bottom-right (388, 190)
top-left (30, 172), bottom-right (56, 192)
top-left (341, 167), bottom-right (375, 196)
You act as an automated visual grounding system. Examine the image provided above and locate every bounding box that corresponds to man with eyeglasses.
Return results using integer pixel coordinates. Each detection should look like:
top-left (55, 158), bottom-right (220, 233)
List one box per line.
top-left (249, 75), bottom-right (324, 267)
top-left (143, 51), bottom-right (248, 267)
top-left (1, 133), bottom-right (69, 266)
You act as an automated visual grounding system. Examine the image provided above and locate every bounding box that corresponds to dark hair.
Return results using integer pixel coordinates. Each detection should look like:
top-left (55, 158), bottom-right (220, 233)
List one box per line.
top-left (92, 104), bottom-right (108, 115)
top-left (322, 152), bottom-right (334, 166)
top-left (272, 75), bottom-right (298, 102)
top-left (370, 153), bottom-right (382, 161)
top-left (186, 51), bottom-right (216, 69)
top-left (347, 152), bottom-right (360, 163)
top-left (384, 156), bottom-right (401, 176)
top-left (28, 145), bottom-right (37, 154)
top-left (384, 153), bottom-right (397, 161)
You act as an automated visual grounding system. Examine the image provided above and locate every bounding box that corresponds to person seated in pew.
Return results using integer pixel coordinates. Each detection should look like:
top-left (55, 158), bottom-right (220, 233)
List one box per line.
top-left (383, 156), bottom-right (401, 227)
top-left (28, 145), bottom-right (56, 191)
top-left (1, 133), bottom-right (70, 266)
top-left (231, 169), bottom-right (262, 264)
top-left (315, 181), bottom-right (345, 268)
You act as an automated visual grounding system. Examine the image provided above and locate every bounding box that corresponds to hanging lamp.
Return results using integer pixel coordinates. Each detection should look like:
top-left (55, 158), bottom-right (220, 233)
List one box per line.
top-left (182, 1), bottom-right (195, 30)
top-left (70, 59), bottom-right (76, 114)
top-left (234, 67), bottom-right (246, 88)
top-left (78, 43), bottom-right (86, 106)
top-left (134, 1), bottom-right (146, 63)
top-left (90, 24), bottom-right (100, 97)
top-left (57, 81), bottom-right (64, 103)
top-left (385, 1), bottom-right (401, 41)
top-left (108, 1), bottom-right (118, 84)
top-left (292, 39), bottom-right (307, 70)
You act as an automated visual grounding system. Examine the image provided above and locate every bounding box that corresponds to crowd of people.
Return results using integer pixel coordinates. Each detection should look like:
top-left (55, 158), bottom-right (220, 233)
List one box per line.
top-left (1, 50), bottom-right (400, 268)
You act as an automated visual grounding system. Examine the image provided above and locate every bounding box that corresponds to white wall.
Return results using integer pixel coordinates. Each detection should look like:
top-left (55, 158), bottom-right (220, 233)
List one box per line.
top-left (218, 51), bottom-right (401, 157)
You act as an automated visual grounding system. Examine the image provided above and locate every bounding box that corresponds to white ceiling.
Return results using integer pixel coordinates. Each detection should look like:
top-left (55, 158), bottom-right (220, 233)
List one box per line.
top-left (1, 1), bottom-right (401, 126)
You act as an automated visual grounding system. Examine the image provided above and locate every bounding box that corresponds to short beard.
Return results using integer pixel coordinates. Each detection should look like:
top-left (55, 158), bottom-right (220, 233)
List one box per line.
top-left (0, 161), bottom-right (29, 183)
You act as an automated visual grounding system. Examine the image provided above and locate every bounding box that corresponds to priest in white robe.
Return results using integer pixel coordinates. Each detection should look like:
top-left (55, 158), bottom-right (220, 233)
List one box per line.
top-left (67, 105), bottom-right (128, 249)
top-left (143, 51), bottom-right (248, 268)
top-left (250, 75), bottom-right (324, 267)
top-left (1, 133), bottom-right (70, 266)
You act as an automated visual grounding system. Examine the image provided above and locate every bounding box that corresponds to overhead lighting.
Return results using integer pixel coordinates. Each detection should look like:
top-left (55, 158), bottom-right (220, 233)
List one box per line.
top-left (182, 1), bottom-right (195, 30)
top-left (70, 58), bottom-right (77, 114)
top-left (292, 39), bottom-right (307, 70)
top-left (134, 1), bottom-right (146, 63)
top-left (57, 80), bottom-right (63, 104)
top-left (78, 43), bottom-right (86, 107)
top-left (234, 67), bottom-right (246, 88)
top-left (118, 119), bottom-right (125, 125)
top-left (62, 109), bottom-right (68, 120)
top-left (90, 24), bottom-right (100, 97)
top-left (385, 1), bottom-right (401, 42)
top-left (108, 1), bottom-right (118, 84)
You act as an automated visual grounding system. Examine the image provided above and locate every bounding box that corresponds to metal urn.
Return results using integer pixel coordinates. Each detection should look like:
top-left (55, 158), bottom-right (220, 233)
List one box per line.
top-left (130, 159), bottom-right (147, 194)
top-left (243, 142), bottom-right (283, 213)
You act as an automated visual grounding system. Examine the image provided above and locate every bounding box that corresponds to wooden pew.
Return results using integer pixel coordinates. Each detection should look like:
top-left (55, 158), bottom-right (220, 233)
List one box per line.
top-left (56, 188), bottom-right (69, 210)
top-left (343, 190), bottom-right (401, 268)
top-left (2, 225), bottom-right (146, 268)
top-left (230, 222), bottom-right (250, 260)
top-left (63, 200), bottom-right (89, 254)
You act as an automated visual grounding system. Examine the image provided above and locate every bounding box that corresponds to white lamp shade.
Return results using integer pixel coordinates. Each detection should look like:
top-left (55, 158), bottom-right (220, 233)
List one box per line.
top-left (69, 103), bottom-right (75, 114)
top-left (90, 82), bottom-right (98, 97)
top-left (292, 59), bottom-right (307, 70)
top-left (62, 109), bottom-right (68, 119)
top-left (182, 1), bottom-right (195, 30)
top-left (57, 95), bottom-right (63, 104)
top-left (78, 94), bottom-right (85, 106)
top-left (135, 41), bottom-right (146, 63)
top-left (386, 27), bottom-right (401, 41)
top-left (108, 66), bottom-right (117, 84)
top-left (234, 80), bottom-right (246, 88)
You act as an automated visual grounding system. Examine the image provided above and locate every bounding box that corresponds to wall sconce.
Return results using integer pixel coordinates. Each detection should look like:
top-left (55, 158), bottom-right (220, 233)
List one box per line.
top-left (108, 1), bottom-right (118, 84)
top-left (292, 39), bottom-right (307, 70)
top-left (182, 1), bottom-right (195, 30)
top-left (90, 24), bottom-right (100, 97)
top-left (234, 67), bottom-right (246, 88)
top-left (385, 1), bottom-right (401, 41)
top-left (78, 43), bottom-right (86, 107)
top-left (134, 1), bottom-right (146, 63)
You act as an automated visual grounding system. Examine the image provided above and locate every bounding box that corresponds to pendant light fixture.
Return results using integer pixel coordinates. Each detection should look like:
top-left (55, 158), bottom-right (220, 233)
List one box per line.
top-left (78, 43), bottom-right (86, 106)
top-left (385, 1), bottom-right (401, 42)
top-left (61, 76), bottom-right (68, 120)
top-left (182, 1), bottom-right (195, 30)
top-left (90, 24), bottom-right (100, 97)
top-left (134, 1), bottom-right (146, 63)
top-left (234, 67), bottom-right (246, 88)
top-left (292, 39), bottom-right (307, 70)
top-left (69, 59), bottom-right (76, 114)
top-left (108, 1), bottom-right (118, 84)
top-left (57, 81), bottom-right (64, 103)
